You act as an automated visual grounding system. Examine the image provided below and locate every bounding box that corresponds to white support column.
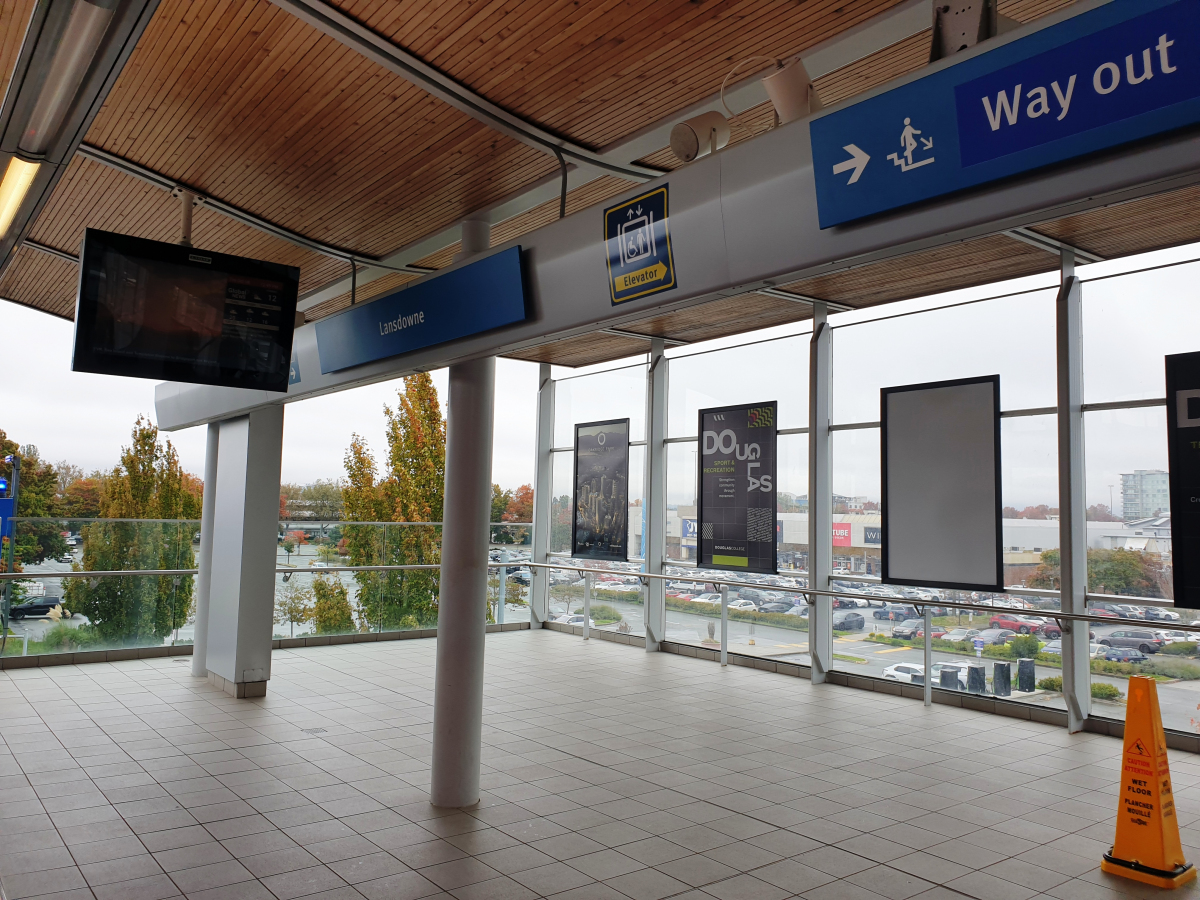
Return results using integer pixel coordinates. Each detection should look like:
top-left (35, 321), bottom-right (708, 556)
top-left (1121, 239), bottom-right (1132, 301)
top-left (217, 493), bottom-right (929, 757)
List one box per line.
top-left (643, 338), bottom-right (668, 651)
top-left (1057, 250), bottom-right (1090, 731)
top-left (808, 303), bottom-right (833, 682)
top-left (530, 363), bottom-right (554, 626)
top-left (431, 218), bottom-right (495, 808)
top-left (204, 406), bottom-right (285, 698)
top-left (191, 422), bottom-right (219, 678)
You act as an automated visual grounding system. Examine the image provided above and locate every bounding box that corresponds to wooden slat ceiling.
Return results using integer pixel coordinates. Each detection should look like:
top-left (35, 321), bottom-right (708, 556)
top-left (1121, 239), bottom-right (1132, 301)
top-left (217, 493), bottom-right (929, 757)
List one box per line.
top-left (0, 0), bottom-right (36, 104)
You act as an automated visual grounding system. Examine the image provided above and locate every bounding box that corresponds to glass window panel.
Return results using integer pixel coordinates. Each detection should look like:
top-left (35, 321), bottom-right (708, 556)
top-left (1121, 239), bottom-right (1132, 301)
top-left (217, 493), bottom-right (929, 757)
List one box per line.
top-left (1000, 414), bottom-right (1059, 596)
top-left (628, 445), bottom-right (645, 560)
top-left (1083, 260), bottom-right (1200, 404)
top-left (777, 433), bottom-right (808, 575)
top-left (550, 451), bottom-right (573, 554)
top-left (831, 290), bottom-right (1057, 424)
top-left (666, 441), bottom-right (697, 563)
top-left (666, 336), bottom-right (808, 437)
top-left (553, 365), bottom-right (646, 446)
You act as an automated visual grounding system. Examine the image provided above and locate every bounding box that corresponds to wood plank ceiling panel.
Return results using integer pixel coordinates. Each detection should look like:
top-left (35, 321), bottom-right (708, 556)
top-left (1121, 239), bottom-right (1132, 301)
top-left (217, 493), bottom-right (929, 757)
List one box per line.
top-left (343, 0), bottom-right (910, 148)
top-left (619, 292), bottom-right (814, 344)
top-left (504, 331), bottom-right (649, 368)
top-left (782, 234), bottom-right (1057, 307)
top-left (83, 0), bottom-right (562, 262)
top-left (0, 0), bottom-right (36, 103)
top-left (1033, 184), bottom-right (1200, 261)
top-left (0, 246), bottom-right (78, 318)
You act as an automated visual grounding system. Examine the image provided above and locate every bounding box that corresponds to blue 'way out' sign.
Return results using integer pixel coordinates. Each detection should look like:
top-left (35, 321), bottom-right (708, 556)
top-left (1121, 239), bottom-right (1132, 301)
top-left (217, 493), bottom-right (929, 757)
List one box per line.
top-left (810, 0), bottom-right (1200, 228)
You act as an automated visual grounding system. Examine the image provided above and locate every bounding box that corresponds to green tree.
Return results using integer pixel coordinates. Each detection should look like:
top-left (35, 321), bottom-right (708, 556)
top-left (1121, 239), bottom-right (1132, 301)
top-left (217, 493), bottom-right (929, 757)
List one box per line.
top-left (311, 575), bottom-right (354, 633)
top-left (342, 374), bottom-right (444, 630)
top-left (281, 539), bottom-right (296, 563)
top-left (1028, 547), bottom-right (1169, 598)
top-left (491, 484), bottom-right (513, 522)
top-left (64, 417), bottom-right (202, 644)
top-left (274, 580), bottom-right (313, 637)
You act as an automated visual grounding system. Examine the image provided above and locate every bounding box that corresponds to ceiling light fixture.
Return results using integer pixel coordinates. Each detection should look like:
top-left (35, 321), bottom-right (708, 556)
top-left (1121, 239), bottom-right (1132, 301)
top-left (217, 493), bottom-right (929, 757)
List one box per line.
top-left (0, 158), bottom-right (40, 238)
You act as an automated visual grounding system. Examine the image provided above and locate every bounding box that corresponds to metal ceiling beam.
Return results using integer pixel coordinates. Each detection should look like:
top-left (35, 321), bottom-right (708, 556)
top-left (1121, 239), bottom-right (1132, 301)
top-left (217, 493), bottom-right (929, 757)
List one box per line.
top-left (757, 287), bottom-right (854, 313)
top-left (76, 143), bottom-right (436, 276)
top-left (266, 0), bottom-right (666, 183)
top-left (1003, 226), bottom-right (1105, 264)
top-left (601, 328), bottom-right (687, 347)
top-left (22, 237), bottom-right (76, 262)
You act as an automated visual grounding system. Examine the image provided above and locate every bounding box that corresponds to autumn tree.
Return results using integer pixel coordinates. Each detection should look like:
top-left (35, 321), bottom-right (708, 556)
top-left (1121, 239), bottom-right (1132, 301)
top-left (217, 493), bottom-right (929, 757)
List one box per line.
top-left (342, 373), bottom-right (445, 630)
top-left (1029, 547), bottom-right (1170, 598)
top-left (491, 484), bottom-right (513, 522)
top-left (311, 574), bottom-right (354, 633)
top-left (503, 485), bottom-right (534, 522)
top-left (64, 417), bottom-right (203, 644)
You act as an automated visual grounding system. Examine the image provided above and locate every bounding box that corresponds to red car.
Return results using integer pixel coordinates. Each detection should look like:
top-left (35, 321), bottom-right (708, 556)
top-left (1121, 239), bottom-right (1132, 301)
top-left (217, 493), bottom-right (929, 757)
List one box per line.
top-left (988, 613), bottom-right (1044, 634)
top-left (914, 626), bottom-right (947, 639)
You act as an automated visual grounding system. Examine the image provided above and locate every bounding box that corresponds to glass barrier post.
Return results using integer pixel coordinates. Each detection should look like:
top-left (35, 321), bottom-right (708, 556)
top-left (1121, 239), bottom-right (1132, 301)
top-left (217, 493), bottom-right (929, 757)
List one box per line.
top-left (923, 605), bottom-right (932, 707)
top-left (643, 338), bottom-right (667, 651)
top-left (530, 363), bottom-right (554, 626)
top-left (808, 302), bottom-right (833, 682)
top-left (720, 584), bottom-right (728, 666)
top-left (583, 571), bottom-right (592, 640)
top-left (497, 558), bottom-right (507, 625)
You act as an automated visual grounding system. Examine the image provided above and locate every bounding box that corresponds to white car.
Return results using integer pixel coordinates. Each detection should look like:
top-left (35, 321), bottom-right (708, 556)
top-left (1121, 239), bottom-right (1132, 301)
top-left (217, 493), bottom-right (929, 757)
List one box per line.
top-left (883, 663), bottom-right (925, 683)
top-left (690, 593), bottom-right (722, 604)
top-left (554, 614), bottom-right (595, 627)
top-left (727, 598), bottom-right (759, 612)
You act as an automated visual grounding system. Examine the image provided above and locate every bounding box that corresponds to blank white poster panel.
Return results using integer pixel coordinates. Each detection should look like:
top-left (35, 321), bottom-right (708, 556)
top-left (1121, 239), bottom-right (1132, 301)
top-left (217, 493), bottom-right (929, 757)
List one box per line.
top-left (883, 377), bottom-right (1001, 589)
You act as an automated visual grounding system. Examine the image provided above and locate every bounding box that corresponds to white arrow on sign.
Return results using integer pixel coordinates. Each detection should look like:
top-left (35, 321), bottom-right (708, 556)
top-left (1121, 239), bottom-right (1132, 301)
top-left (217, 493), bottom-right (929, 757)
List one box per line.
top-left (832, 144), bottom-right (870, 185)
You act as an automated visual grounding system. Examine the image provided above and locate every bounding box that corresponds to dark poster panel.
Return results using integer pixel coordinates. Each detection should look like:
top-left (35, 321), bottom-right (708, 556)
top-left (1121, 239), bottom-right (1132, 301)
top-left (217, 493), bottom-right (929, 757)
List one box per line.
top-left (698, 402), bottom-right (777, 574)
top-left (572, 419), bottom-right (630, 560)
top-left (1166, 352), bottom-right (1200, 606)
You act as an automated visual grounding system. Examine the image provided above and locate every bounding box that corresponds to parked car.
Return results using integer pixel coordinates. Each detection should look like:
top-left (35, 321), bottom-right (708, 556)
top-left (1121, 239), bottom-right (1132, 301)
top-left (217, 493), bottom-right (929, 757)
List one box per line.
top-left (873, 603), bottom-right (919, 621)
top-left (914, 625), bottom-right (948, 639)
top-left (1035, 621), bottom-right (1062, 639)
top-left (941, 628), bottom-right (981, 644)
top-left (891, 619), bottom-right (924, 640)
top-left (689, 593), bottom-right (722, 604)
top-left (727, 598), bottom-right (759, 612)
top-left (988, 613), bottom-right (1044, 634)
top-left (554, 614), bottom-right (595, 628)
top-left (930, 662), bottom-right (969, 689)
top-left (1096, 629), bottom-right (1164, 654)
top-left (975, 628), bottom-right (1016, 645)
top-left (785, 605), bottom-right (809, 617)
top-left (759, 601), bottom-right (795, 614)
top-left (1041, 640), bottom-right (1106, 657)
top-left (1114, 604), bottom-right (1146, 619)
top-left (9, 598), bottom-right (67, 619)
top-left (883, 663), bottom-right (926, 683)
top-left (1156, 630), bottom-right (1193, 644)
top-left (1143, 607), bottom-right (1181, 622)
top-left (57, 552), bottom-right (74, 563)
top-left (1104, 647), bottom-right (1149, 663)
top-left (832, 611), bottom-right (865, 631)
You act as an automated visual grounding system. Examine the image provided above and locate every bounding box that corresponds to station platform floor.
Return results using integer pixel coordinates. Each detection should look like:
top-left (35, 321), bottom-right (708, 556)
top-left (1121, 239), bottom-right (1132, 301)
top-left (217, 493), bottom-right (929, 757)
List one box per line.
top-left (0, 629), bottom-right (1197, 900)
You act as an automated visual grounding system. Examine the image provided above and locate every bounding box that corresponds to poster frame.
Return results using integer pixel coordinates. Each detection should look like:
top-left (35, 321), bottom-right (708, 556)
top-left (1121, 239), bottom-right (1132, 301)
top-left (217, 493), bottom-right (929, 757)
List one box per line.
top-left (571, 417), bottom-right (631, 561)
top-left (696, 401), bottom-right (778, 575)
top-left (1166, 351), bottom-right (1200, 606)
top-left (880, 374), bottom-right (1003, 592)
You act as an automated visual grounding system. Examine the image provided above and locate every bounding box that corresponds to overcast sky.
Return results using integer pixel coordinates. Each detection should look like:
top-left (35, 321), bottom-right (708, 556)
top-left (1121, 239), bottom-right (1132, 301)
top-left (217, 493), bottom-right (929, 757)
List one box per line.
top-left (2, 242), bottom-right (1198, 513)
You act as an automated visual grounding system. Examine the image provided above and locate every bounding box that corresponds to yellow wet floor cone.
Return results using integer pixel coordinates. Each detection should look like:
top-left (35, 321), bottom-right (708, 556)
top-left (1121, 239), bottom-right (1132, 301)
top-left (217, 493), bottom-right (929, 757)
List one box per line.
top-left (1101, 676), bottom-right (1196, 889)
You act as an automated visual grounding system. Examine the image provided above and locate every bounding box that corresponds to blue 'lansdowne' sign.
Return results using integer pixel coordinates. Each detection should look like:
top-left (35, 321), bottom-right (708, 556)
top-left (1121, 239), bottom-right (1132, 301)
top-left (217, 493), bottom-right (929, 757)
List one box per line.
top-left (811, 0), bottom-right (1200, 228)
top-left (314, 246), bottom-right (528, 374)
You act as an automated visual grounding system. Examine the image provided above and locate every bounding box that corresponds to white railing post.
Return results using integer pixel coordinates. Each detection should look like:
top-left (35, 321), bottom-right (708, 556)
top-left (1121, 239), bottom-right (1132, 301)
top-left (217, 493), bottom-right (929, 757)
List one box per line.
top-left (923, 605), bottom-right (932, 707)
top-left (1057, 250), bottom-right (1091, 732)
top-left (808, 302), bottom-right (833, 682)
top-left (644, 338), bottom-right (668, 650)
top-left (530, 363), bottom-right (554, 626)
top-left (583, 571), bottom-right (592, 640)
top-left (720, 584), bottom-right (729, 666)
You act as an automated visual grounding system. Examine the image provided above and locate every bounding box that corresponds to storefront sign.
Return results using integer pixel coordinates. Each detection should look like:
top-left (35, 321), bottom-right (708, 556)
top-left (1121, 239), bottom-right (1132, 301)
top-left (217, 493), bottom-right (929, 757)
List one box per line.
top-left (832, 523), bottom-right (852, 547)
top-left (1166, 351), bottom-right (1200, 606)
top-left (572, 419), bottom-right (629, 560)
top-left (698, 402), bottom-right (777, 573)
top-left (864, 525), bottom-right (881, 545)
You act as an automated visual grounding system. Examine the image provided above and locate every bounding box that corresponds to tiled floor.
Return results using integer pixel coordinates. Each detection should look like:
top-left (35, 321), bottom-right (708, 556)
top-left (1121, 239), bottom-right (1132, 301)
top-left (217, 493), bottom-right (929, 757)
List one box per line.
top-left (1, 630), bottom-right (1199, 900)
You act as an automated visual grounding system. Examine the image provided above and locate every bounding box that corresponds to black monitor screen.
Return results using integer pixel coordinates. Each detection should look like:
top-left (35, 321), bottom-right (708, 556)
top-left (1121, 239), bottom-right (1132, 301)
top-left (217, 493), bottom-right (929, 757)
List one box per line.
top-left (72, 229), bottom-right (300, 392)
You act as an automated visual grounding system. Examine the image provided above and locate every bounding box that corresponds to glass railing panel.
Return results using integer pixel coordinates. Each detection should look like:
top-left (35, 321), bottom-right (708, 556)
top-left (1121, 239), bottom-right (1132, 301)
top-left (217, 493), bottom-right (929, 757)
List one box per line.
top-left (545, 560), bottom-right (646, 637)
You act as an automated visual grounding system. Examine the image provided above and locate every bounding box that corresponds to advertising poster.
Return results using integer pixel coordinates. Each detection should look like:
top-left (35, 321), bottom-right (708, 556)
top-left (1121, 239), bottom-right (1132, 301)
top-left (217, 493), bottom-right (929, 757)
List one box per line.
top-left (572, 418), bottom-right (629, 560)
top-left (1166, 352), bottom-right (1200, 606)
top-left (698, 402), bottom-right (777, 573)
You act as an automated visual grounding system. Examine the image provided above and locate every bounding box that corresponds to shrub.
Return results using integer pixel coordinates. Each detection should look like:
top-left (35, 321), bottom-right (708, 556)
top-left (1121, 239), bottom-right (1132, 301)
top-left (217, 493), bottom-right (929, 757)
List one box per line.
top-left (1091, 682), bottom-right (1123, 701)
top-left (1037, 676), bottom-right (1063, 692)
top-left (312, 575), bottom-right (355, 634)
top-left (1143, 656), bottom-right (1200, 680)
top-left (1009, 634), bottom-right (1041, 660)
top-left (1161, 642), bottom-right (1198, 656)
top-left (589, 603), bottom-right (622, 625)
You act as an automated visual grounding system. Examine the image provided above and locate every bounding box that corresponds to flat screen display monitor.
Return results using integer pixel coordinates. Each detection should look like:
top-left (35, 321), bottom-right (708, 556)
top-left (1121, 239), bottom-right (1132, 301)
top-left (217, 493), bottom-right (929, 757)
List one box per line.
top-left (72, 229), bottom-right (300, 392)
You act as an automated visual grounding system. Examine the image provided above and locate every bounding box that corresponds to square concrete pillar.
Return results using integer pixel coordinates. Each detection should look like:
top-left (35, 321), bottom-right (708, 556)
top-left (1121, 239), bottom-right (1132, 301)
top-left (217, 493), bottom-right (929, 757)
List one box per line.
top-left (205, 406), bottom-right (284, 698)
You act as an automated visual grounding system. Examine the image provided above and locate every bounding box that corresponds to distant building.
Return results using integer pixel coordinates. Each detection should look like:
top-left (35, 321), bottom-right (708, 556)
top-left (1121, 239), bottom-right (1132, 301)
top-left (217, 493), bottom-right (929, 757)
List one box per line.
top-left (1121, 469), bottom-right (1170, 521)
